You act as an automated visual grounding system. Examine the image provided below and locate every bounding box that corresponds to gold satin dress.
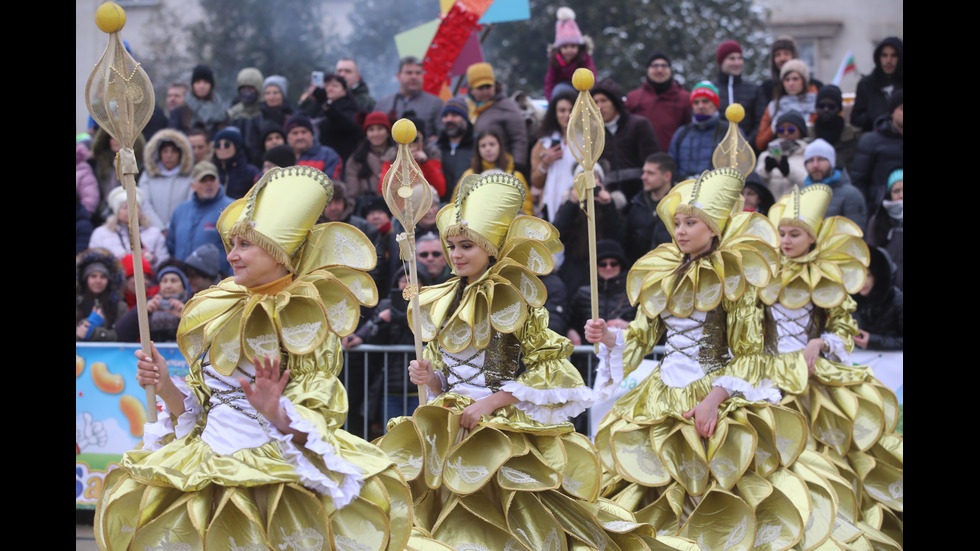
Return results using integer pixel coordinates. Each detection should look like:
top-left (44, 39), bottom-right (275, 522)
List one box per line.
top-left (93, 222), bottom-right (427, 551)
top-left (377, 218), bottom-right (694, 550)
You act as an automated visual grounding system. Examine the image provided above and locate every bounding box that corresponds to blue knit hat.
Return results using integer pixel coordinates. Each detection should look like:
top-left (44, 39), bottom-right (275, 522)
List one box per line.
top-left (887, 168), bottom-right (903, 192)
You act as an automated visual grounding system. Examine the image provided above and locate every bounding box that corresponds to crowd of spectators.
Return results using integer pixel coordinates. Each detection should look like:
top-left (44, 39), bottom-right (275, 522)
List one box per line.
top-left (76, 13), bottom-right (902, 433)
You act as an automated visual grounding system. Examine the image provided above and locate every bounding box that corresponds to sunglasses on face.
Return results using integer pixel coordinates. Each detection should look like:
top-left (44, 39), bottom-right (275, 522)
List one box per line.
top-left (777, 126), bottom-right (798, 135)
top-left (216, 140), bottom-right (234, 149)
top-left (816, 102), bottom-right (838, 111)
top-left (598, 260), bottom-right (620, 268)
top-left (419, 251), bottom-right (442, 259)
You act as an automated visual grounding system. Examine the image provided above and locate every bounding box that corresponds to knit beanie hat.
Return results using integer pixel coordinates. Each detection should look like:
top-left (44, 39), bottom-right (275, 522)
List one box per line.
top-left (595, 239), bottom-right (627, 267)
top-left (716, 40), bottom-right (743, 66)
top-left (887, 169), bottom-right (903, 192)
top-left (775, 110), bottom-right (808, 135)
top-left (804, 138), bottom-right (837, 168)
top-left (467, 63), bottom-right (496, 89)
top-left (236, 67), bottom-right (264, 90)
top-left (441, 97), bottom-right (469, 119)
top-left (816, 85), bottom-right (843, 111)
top-left (183, 243), bottom-right (221, 279)
top-left (554, 7), bottom-right (585, 47)
top-left (191, 64), bottom-right (215, 87)
top-left (263, 75), bottom-right (288, 98)
top-left (690, 81), bottom-right (720, 108)
top-left (107, 186), bottom-right (144, 215)
top-left (780, 59), bottom-right (809, 87)
top-left (214, 126), bottom-right (244, 150)
top-left (263, 144), bottom-right (297, 168)
top-left (121, 253), bottom-right (153, 278)
top-left (362, 111), bottom-right (392, 133)
top-left (284, 113), bottom-right (314, 135)
top-left (647, 51), bottom-right (671, 67)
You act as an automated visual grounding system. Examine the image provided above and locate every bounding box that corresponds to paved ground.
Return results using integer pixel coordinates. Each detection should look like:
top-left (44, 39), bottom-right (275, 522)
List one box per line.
top-left (76, 511), bottom-right (98, 551)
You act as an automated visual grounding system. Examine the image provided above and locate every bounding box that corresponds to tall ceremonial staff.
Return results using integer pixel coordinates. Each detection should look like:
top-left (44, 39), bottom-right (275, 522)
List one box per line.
top-left (84, 2), bottom-right (158, 422)
top-left (381, 120), bottom-right (434, 405)
top-left (566, 69), bottom-right (605, 354)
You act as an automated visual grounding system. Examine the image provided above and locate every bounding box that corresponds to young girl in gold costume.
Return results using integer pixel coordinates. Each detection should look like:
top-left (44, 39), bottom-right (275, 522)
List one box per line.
top-left (378, 172), bottom-right (683, 550)
top-left (761, 184), bottom-right (903, 545)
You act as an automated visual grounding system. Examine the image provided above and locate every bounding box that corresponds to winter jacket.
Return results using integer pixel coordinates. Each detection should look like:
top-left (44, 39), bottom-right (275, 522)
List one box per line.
top-left (625, 79), bottom-right (692, 153)
top-left (184, 92), bottom-right (229, 134)
top-left (91, 129), bottom-right (146, 215)
top-left (465, 91), bottom-right (530, 170)
top-left (866, 202), bottom-right (903, 291)
top-left (755, 138), bottom-right (809, 200)
top-left (850, 113), bottom-right (903, 208)
top-left (544, 46), bottom-right (596, 101)
top-left (215, 148), bottom-right (261, 200)
top-left (804, 169), bottom-right (867, 232)
top-left (852, 246), bottom-right (903, 351)
top-left (89, 222), bottom-right (169, 274)
top-left (570, 271), bottom-right (637, 335)
top-left (166, 187), bottom-right (234, 276)
top-left (436, 128), bottom-right (476, 201)
top-left (77, 144), bottom-right (99, 214)
top-left (297, 143), bottom-right (343, 181)
top-left (344, 145), bottom-right (396, 198)
top-left (554, 196), bottom-right (623, 294)
top-left (349, 81), bottom-right (376, 113)
top-left (376, 90), bottom-right (444, 141)
top-left (712, 70), bottom-right (761, 144)
top-left (754, 87), bottom-right (818, 151)
top-left (76, 199), bottom-right (94, 255)
top-left (138, 129), bottom-right (195, 229)
top-left (228, 102), bottom-right (266, 166)
top-left (669, 113), bottom-right (732, 180)
top-left (623, 189), bottom-right (673, 264)
top-left (850, 37), bottom-right (903, 132)
top-left (379, 155), bottom-right (446, 198)
top-left (599, 110), bottom-right (660, 199)
top-left (314, 94), bottom-right (363, 162)
top-left (808, 119), bottom-right (862, 171)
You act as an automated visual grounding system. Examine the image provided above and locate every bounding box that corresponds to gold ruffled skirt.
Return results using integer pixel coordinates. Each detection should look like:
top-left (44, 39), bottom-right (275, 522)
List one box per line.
top-left (596, 363), bottom-right (903, 550)
top-left (94, 428), bottom-right (417, 551)
top-left (378, 395), bottom-right (697, 550)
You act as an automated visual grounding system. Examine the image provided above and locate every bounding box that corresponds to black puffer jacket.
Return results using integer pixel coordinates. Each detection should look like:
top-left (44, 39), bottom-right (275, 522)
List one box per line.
top-left (850, 113), bottom-right (903, 208)
top-left (623, 190), bottom-right (674, 264)
top-left (853, 246), bottom-right (903, 351)
top-left (569, 271), bottom-right (637, 336)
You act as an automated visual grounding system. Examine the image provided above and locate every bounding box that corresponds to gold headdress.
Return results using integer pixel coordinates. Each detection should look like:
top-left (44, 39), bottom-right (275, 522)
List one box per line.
top-left (180, 166), bottom-right (378, 375)
top-left (768, 184), bottom-right (831, 239)
top-left (412, 174), bottom-right (562, 352)
top-left (217, 165), bottom-right (333, 272)
top-left (761, 186), bottom-right (869, 309)
top-left (658, 167), bottom-right (744, 238)
top-left (437, 172), bottom-right (527, 259)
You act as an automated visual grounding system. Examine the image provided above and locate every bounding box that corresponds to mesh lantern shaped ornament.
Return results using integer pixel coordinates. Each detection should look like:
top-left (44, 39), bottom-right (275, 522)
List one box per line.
top-left (713, 103), bottom-right (757, 178)
top-left (382, 119), bottom-right (434, 404)
top-left (85, 2), bottom-right (158, 421)
top-left (566, 68), bottom-right (606, 353)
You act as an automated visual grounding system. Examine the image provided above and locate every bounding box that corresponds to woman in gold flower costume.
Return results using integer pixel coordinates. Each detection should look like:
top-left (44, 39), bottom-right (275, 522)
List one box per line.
top-left (760, 184), bottom-right (903, 545)
top-left (377, 172), bottom-right (684, 550)
top-left (94, 166), bottom-right (426, 551)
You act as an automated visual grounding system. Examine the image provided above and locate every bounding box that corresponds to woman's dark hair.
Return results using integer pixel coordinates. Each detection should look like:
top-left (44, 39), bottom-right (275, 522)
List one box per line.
top-left (351, 129), bottom-right (395, 181)
top-left (472, 130), bottom-right (511, 172)
top-left (322, 73), bottom-right (348, 93)
top-left (538, 91), bottom-right (578, 138)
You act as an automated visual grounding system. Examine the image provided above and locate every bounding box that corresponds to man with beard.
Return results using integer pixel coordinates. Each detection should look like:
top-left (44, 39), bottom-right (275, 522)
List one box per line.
top-left (436, 97), bottom-right (475, 200)
top-left (625, 52), bottom-right (691, 152)
top-left (803, 139), bottom-right (867, 231)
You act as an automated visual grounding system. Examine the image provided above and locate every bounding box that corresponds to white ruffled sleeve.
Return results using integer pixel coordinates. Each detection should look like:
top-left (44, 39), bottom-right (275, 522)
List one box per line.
top-left (592, 328), bottom-right (626, 401)
top-left (713, 376), bottom-right (782, 404)
top-left (266, 396), bottom-right (365, 510)
top-left (821, 332), bottom-right (851, 364)
top-left (142, 376), bottom-right (202, 451)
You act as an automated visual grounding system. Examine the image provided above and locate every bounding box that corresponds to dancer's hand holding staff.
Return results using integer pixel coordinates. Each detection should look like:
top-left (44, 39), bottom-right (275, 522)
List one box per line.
top-left (566, 69), bottom-right (606, 354)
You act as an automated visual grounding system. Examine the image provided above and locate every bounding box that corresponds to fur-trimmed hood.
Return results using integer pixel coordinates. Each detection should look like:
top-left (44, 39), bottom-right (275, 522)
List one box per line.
top-left (547, 35), bottom-right (594, 58)
top-left (143, 128), bottom-right (194, 178)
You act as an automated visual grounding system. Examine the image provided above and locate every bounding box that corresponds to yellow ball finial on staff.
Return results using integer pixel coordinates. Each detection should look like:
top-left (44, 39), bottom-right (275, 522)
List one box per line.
top-left (95, 2), bottom-right (127, 34)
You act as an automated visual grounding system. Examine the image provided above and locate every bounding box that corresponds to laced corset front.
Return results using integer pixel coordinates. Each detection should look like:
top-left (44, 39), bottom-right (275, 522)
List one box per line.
top-left (766, 302), bottom-right (823, 354)
top-left (199, 354), bottom-right (274, 455)
top-left (441, 331), bottom-right (523, 399)
top-left (658, 307), bottom-right (730, 388)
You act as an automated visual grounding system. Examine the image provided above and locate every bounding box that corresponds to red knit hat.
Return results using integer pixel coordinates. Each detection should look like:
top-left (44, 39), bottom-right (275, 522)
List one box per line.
top-left (121, 254), bottom-right (153, 278)
top-left (362, 111), bottom-right (392, 133)
top-left (716, 40), bottom-right (743, 66)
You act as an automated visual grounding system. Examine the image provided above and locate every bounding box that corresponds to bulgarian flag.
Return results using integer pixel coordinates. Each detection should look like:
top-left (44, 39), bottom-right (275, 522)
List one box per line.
top-left (831, 50), bottom-right (857, 86)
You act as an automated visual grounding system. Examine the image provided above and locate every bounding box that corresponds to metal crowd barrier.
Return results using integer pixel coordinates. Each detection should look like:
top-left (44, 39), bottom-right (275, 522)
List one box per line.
top-left (339, 344), bottom-right (665, 440)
